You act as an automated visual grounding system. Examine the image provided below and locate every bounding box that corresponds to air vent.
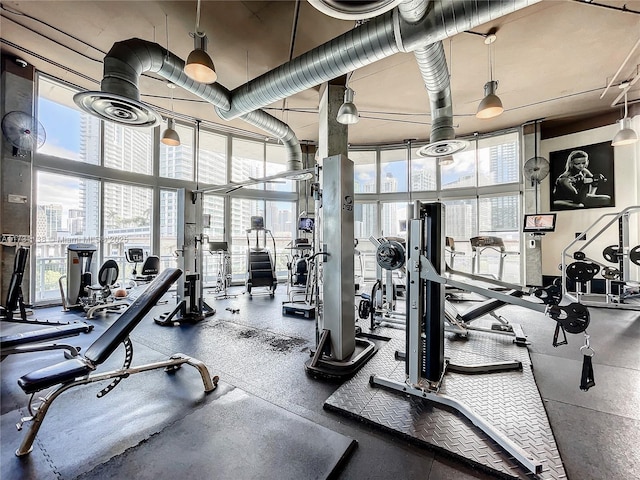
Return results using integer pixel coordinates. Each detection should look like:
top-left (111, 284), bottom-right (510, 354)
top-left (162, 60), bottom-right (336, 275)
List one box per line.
top-left (416, 139), bottom-right (469, 158)
top-left (74, 91), bottom-right (161, 127)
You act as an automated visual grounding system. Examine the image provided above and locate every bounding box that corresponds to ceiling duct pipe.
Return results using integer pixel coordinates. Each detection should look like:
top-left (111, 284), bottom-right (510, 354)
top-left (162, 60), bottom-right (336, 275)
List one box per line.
top-left (73, 38), bottom-right (303, 171)
top-left (398, 0), bottom-right (463, 156)
top-left (308, 0), bottom-right (404, 20)
top-left (220, 0), bottom-right (539, 121)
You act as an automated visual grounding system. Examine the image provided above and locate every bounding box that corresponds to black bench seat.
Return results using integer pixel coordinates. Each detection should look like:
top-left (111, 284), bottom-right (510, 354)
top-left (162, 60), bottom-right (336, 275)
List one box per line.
top-left (18, 358), bottom-right (93, 394)
top-left (458, 290), bottom-right (524, 323)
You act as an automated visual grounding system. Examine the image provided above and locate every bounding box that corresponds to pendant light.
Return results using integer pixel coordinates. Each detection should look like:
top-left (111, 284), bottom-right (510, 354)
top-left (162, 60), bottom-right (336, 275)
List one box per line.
top-left (161, 83), bottom-right (180, 146)
top-left (184, 0), bottom-right (217, 84)
top-left (612, 84), bottom-right (638, 147)
top-left (337, 72), bottom-right (360, 125)
top-left (476, 32), bottom-right (504, 120)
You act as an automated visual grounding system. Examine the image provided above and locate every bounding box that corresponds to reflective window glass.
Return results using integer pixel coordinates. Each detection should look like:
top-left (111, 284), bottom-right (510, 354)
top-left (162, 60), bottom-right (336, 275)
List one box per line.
top-left (232, 138), bottom-right (263, 190)
top-left (34, 171), bottom-right (100, 302)
top-left (350, 150), bottom-right (377, 193)
top-left (441, 149), bottom-right (476, 189)
top-left (37, 76), bottom-right (100, 164)
top-left (478, 132), bottom-right (519, 186)
top-left (266, 144), bottom-right (295, 192)
top-left (104, 123), bottom-right (153, 174)
top-left (410, 148), bottom-right (437, 191)
top-left (380, 149), bottom-right (408, 193)
top-left (198, 130), bottom-right (227, 184)
top-left (160, 123), bottom-right (194, 180)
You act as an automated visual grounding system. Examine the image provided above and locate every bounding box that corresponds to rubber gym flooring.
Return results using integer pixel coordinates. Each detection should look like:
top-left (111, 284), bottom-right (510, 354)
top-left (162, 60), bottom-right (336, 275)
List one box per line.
top-left (1, 285), bottom-right (638, 480)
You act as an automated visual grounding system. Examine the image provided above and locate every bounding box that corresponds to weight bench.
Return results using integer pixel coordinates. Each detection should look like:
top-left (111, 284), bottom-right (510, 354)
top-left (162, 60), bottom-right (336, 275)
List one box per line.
top-left (444, 290), bottom-right (528, 345)
top-left (12, 268), bottom-right (218, 457)
top-left (1, 322), bottom-right (93, 360)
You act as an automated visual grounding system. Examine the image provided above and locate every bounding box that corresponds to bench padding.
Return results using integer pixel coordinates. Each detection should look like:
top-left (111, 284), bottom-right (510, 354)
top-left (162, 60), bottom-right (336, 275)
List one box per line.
top-left (84, 268), bottom-right (181, 365)
top-left (18, 358), bottom-right (92, 394)
top-left (458, 290), bottom-right (524, 322)
top-left (1, 323), bottom-right (92, 349)
top-left (17, 268), bottom-right (181, 394)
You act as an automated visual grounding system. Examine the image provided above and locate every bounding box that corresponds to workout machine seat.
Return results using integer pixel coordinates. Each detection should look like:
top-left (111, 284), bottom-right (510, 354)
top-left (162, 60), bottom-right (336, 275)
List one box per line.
top-left (13, 268), bottom-right (218, 457)
top-left (84, 259), bottom-right (129, 318)
top-left (458, 290), bottom-right (524, 323)
top-left (135, 255), bottom-right (160, 283)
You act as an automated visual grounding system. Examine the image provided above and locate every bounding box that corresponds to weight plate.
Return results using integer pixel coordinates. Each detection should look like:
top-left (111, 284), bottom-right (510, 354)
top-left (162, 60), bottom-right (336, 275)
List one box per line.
top-left (602, 245), bottom-right (620, 264)
top-left (630, 245), bottom-right (640, 266)
top-left (376, 240), bottom-right (405, 270)
top-left (566, 261), bottom-right (600, 283)
top-left (601, 267), bottom-right (620, 280)
top-left (533, 284), bottom-right (562, 305)
top-left (548, 303), bottom-right (590, 334)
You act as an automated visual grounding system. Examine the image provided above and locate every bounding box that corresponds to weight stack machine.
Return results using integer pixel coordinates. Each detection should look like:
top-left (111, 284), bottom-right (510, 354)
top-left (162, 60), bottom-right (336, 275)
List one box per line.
top-left (155, 189), bottom-right (215, 326)
top-left (305, 154), bottom-right (376, 378)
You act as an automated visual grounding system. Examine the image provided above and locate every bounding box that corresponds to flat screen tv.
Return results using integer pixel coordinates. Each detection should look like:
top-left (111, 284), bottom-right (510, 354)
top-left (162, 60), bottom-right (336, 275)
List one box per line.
top-left (523, 213), bottom-right (556, 233)
top-left (298, 217), bottom-right (314, 233)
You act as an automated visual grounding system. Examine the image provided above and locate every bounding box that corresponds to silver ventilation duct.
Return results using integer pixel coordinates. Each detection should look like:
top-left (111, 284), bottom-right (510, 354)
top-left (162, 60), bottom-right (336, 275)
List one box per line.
top-left (73, 39), bottom-right (303, 171)
top-left (220, 0), bottom-right (539, 121)
top-left (308, 0), bottom-right (404, 20)
top-left (398, 0), bottom-right (464, 155)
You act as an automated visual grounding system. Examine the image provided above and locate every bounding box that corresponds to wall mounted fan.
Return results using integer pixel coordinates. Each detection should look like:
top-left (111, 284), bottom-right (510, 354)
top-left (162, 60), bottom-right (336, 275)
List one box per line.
top-left (523, 120), bottom-right (549, 214)
top-left (1, 111), bottom-right (46, 157)
top-left (523, 156), bottom-right (550, 187)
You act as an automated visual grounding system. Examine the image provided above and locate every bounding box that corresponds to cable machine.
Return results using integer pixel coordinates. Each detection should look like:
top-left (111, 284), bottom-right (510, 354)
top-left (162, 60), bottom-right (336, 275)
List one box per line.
top-left (155, 189), bottom-right (215, 326)
top-left (305, 154), bottom-right (376, 377)
top-left (370, 201), bottom-right (595, 476)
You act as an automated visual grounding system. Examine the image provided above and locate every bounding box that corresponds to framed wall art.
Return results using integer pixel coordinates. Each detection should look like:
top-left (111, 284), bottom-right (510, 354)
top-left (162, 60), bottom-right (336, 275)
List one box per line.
top-left (549, 141), bottom-right (615, 211)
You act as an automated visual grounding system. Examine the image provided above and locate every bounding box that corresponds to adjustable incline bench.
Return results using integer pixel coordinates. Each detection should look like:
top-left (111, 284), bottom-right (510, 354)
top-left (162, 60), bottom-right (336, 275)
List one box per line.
top-left (13, 267), bottom-right (219, 457)
top-left (444, 290), bottom-right (528, 345)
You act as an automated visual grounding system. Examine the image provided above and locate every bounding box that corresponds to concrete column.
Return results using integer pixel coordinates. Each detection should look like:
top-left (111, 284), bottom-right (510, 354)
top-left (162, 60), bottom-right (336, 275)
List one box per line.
top-left (317, 81), bottom-right (355, 360)
top-left (1, 57), bottom-right (35, 304)
top-left (522, 125), bottom-right (543, 287)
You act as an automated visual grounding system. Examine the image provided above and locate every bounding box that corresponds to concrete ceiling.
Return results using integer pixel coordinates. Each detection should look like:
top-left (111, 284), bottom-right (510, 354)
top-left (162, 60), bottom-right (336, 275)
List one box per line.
top-left (1, 1), bottom-right (639, 146)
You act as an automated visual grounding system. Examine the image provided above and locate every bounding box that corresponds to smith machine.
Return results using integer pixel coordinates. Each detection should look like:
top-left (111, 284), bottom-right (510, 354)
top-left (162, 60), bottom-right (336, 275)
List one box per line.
top-left (155, 189), bottom-right (216, 326)
top-left (370, 201), bottom-right (594, 476)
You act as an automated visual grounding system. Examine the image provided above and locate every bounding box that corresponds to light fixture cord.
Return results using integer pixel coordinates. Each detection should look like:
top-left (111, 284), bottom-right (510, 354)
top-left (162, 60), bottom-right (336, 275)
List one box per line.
top-left (165, 13), bottom-right (169, 61)
top-left (489, 41), bottom-right (494, 82)
top-left (195, 0), bottom-right (202, 35)
top-left (624, 91), bottom-right (628, 118)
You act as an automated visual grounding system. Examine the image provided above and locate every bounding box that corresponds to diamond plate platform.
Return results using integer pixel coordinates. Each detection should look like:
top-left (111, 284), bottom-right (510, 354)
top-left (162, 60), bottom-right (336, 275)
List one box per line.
top-left (326, 327), bottom-right (566, 479)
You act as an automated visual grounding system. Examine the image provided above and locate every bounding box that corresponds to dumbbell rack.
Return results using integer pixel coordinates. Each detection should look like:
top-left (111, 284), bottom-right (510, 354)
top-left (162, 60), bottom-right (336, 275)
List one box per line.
top-left (561, 206), bottom-right (640, 310)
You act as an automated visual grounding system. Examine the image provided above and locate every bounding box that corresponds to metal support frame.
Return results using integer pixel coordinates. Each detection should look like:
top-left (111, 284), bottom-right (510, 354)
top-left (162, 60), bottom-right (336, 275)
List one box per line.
top-left (14, 353), bottom-right (217, 456)
top-left (561, 206), bottom-right (640, 310)
top-left (370, 201), bottom-right (543, 476)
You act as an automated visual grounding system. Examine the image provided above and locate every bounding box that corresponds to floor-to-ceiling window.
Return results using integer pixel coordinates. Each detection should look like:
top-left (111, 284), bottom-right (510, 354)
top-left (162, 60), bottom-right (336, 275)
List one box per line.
top-left (103, 182), bottom-right (153, 276)
top-left (32, 72), bottom-right (524, 303)
top-left (33, 171), bottom-right (100, 302)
